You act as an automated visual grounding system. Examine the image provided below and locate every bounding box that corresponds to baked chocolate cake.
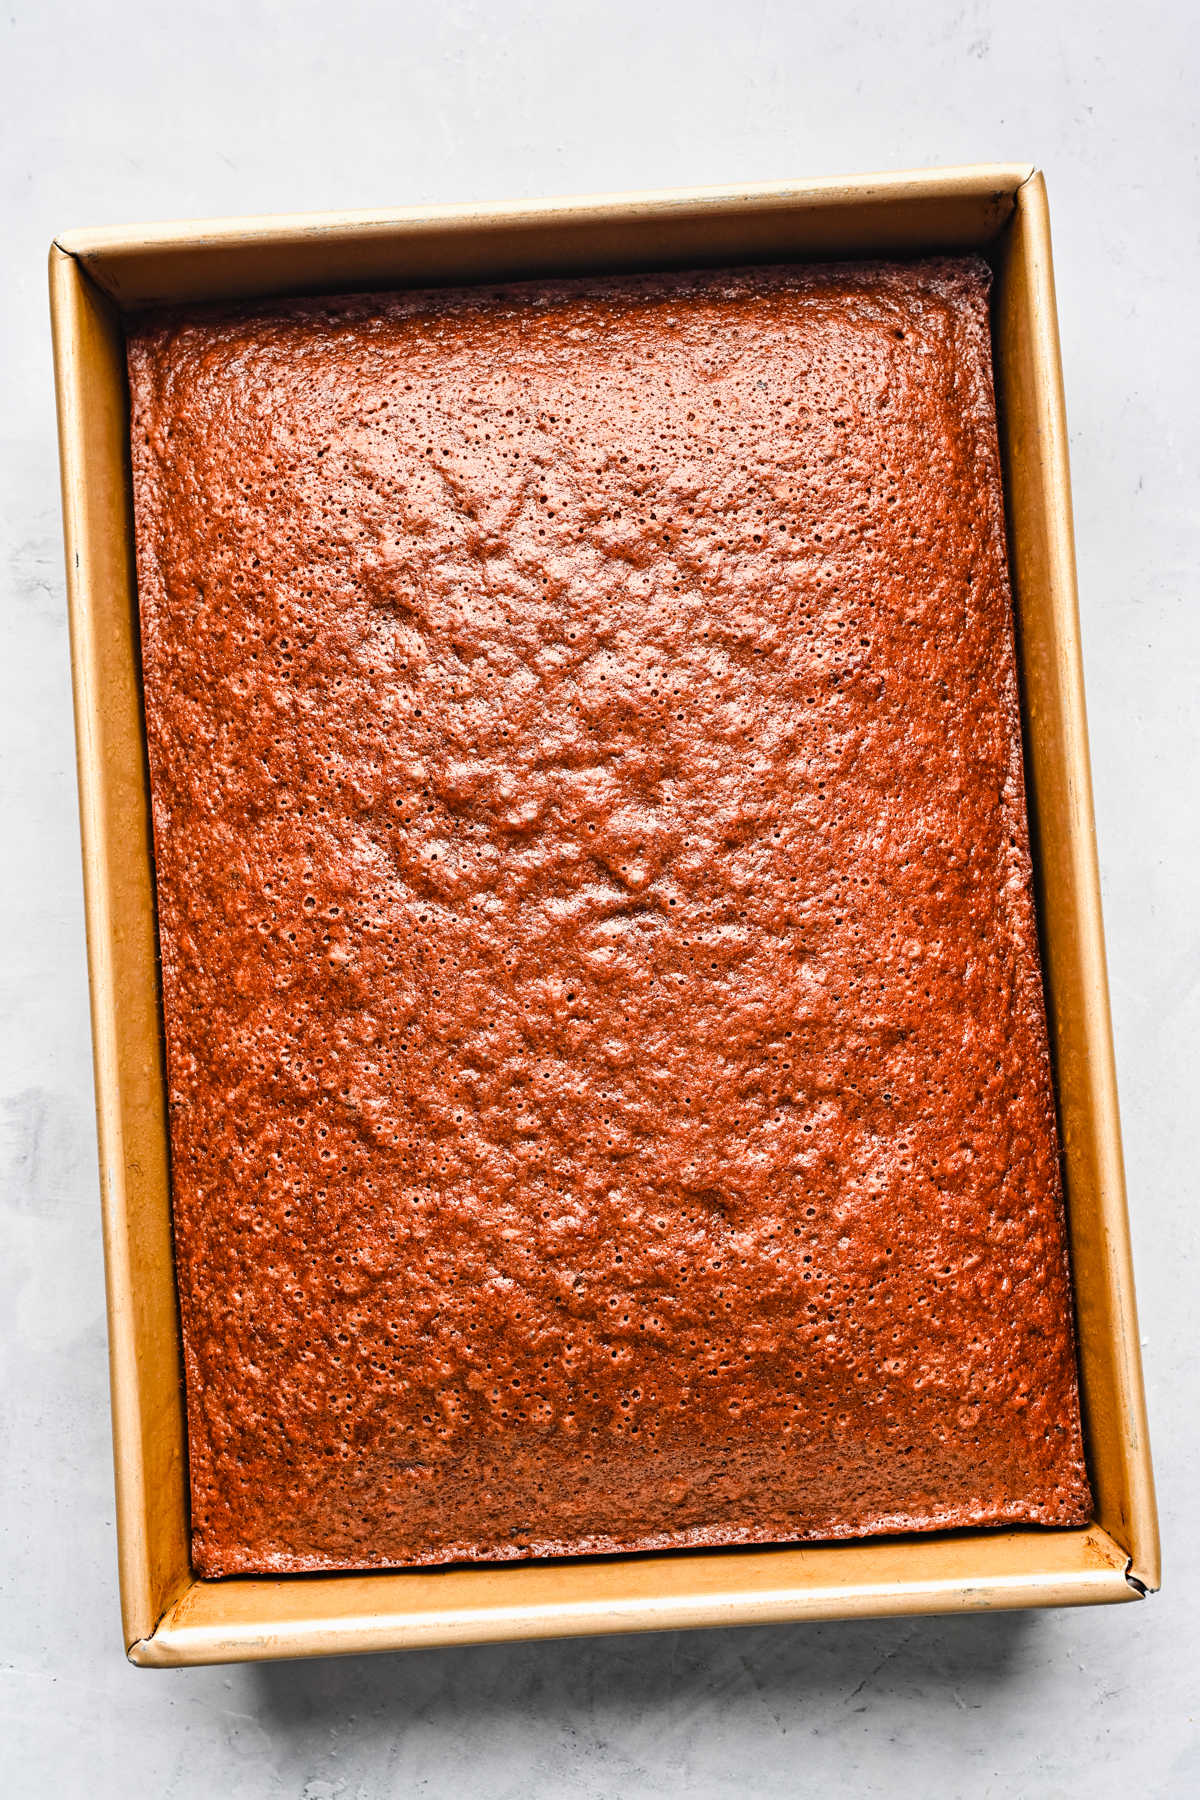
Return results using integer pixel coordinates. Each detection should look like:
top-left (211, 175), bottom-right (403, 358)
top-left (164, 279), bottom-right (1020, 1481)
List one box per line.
top-left (127, 257), bottom-right (1091, 1576)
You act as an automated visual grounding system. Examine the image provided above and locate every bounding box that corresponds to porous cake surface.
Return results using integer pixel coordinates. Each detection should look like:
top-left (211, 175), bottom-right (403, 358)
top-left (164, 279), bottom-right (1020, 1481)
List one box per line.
top-left (127, 257), bottom-right (1091, 1576)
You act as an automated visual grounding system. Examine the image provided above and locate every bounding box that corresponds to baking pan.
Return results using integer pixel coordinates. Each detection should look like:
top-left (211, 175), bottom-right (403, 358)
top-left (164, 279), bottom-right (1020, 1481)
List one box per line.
top-left (49, 164), bottom-right (1158, 1665)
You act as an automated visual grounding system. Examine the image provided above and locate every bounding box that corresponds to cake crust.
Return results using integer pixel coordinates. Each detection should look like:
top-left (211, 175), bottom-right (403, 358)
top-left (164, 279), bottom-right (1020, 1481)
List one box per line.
top-left (127, 257), bottom-right (1091, 1576)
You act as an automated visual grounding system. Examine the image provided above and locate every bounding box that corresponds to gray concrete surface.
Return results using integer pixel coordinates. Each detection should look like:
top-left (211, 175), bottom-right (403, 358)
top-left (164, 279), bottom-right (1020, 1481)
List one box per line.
top-left (2, 2), bottom-right (1196, 1793)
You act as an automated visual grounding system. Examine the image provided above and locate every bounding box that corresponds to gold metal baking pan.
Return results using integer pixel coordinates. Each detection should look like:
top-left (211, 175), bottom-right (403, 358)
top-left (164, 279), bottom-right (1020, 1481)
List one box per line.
top-left (49, 164), bottom-right (1158, 1666)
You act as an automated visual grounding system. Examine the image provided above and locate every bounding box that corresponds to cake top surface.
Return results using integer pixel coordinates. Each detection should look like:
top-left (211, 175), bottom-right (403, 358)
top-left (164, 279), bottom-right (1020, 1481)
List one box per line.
top-left (127, 256), bottom-right (1090, 1575)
